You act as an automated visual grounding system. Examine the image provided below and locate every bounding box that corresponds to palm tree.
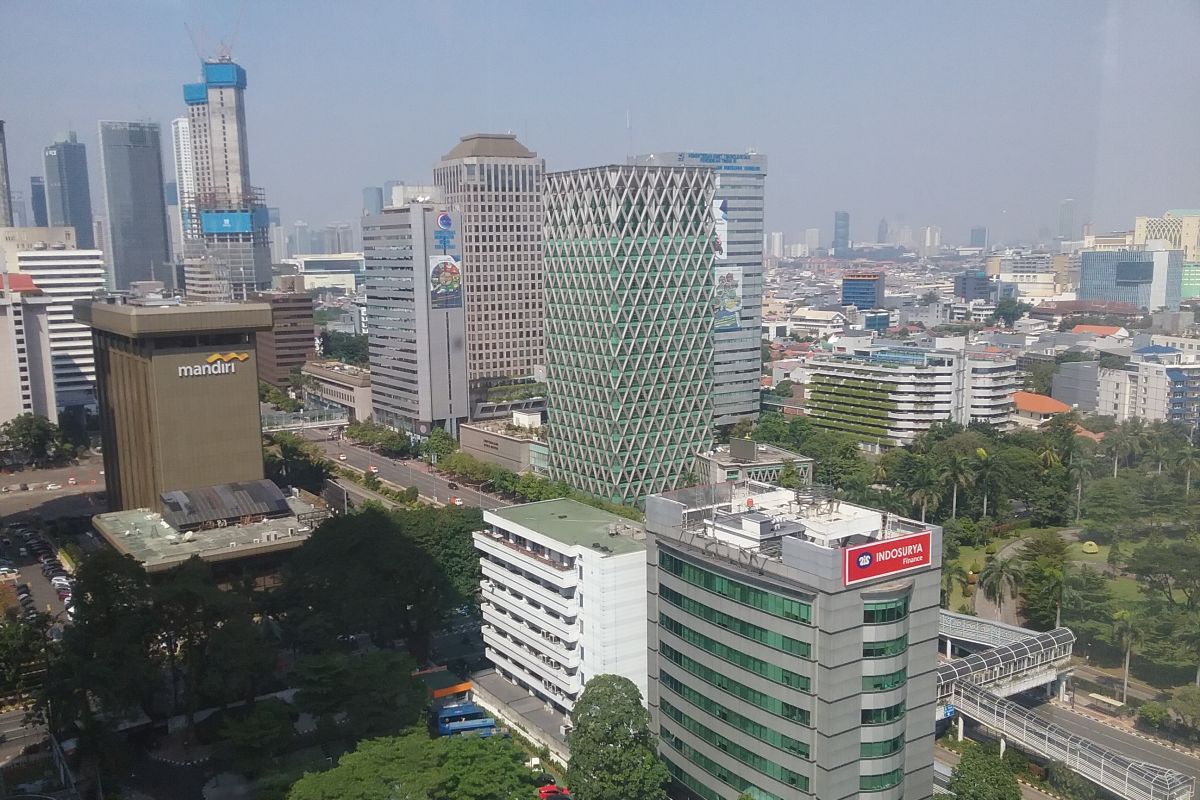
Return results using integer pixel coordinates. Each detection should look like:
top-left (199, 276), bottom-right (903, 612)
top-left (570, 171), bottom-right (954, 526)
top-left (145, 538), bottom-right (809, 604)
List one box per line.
top-left (1179, 617), bottom-right (1200, 688)
top-left (978, 556), bottom-right (1024, 621)
top-left (1178, 448), bottom-right (1200, 497)
top-left (937, 453), bottom-right (975, 518)
top-left (941, 562), bottom-right (969, 609)
top-left (1112, 610), bottom-right (1143, 704)
top-left (910, 483), bottom-right (940, 523)
top-left (1105, 426), bottom-right (1142, 478)
top-left (1148, 441), bottom-right (1172, 474)
top-left (1068, 455), bottom-right (1089, 523)
top-left (1037, 444), bottom-right (1062, 469)
top-left (1038, 559), bottom-right (1070, 628)
top-left (973, 448), bottom-right (999, 518)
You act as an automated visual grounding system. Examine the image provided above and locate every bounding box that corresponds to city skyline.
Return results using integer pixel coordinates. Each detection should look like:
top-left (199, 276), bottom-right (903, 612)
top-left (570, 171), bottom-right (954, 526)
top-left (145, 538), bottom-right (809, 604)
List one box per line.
top-left (3, 1), bottom-right (1198, 245)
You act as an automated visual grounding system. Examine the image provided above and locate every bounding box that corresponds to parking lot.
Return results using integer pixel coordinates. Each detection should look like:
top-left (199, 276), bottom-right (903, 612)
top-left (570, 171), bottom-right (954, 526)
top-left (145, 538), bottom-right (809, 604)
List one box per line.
top-left (0, 457), bottom-right (105, 522)
top-left (1, 524), bottom-right (72, 624)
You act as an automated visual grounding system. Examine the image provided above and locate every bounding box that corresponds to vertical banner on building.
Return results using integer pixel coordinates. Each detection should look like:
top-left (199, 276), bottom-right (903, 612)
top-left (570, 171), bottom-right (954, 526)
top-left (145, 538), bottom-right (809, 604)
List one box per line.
top-left (714, 265), bottom-right (743, 332)
top-left (711, 199), bottom-right (729, 261)
top-left (429, 255), bottom-right (462, 309)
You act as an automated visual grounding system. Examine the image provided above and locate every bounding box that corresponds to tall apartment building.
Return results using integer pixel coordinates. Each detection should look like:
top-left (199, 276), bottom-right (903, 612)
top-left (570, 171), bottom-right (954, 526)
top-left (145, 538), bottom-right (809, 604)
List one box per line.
top-left (254, 291), bottom-right (315, 387)
top-left (833, 211), bottom-right (850, 253)
top-left (75, 288), bottom-right (272, 511)
top-left (0, 121), bottom-right (12, 227)
top-left (807, 345), bottom-right (1019, 450)
top-left (363, 202), bottom-right (470, 436)
top-left (768, 232), bottom-right (785, 259)
top-left (433, 134), bottom-right (544, 411)
top-left (44, 132), bottom-right (95, 249)
top-left (0, 273), bottom-right (57, 422)
top-left (646, 481), bottom-right (940, 800)
top-left (98, 121), bottom-right (172, 289)
top-left (1090, 345), bottom-right (1200, 427)
top-left (841, 271), bottom-right (886, 309)
top-left (181, 60), bottom-right (271, 298)
top-left (1134, 210), bottom-right (1200, 262)
top-left (473, 499), bottom-right (647, 713)
top-left (631, 152), bottom-right (766, 427)
top-left (544, 164), bottom-right (715, 506)
top-left (171, 117), bottom-right (195, 254)
top-left (804, 228), bottom-right (820, 255)
top-left (1079, 245), bottom-right (1182, 311)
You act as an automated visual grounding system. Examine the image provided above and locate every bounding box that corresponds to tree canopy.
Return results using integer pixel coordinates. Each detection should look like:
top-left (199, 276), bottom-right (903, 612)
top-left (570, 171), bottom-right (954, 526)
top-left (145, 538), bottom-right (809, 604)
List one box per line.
top-left (567, 675), bottom-right (668, 800)
top-left (948, 744), bottom-right (1022, 800)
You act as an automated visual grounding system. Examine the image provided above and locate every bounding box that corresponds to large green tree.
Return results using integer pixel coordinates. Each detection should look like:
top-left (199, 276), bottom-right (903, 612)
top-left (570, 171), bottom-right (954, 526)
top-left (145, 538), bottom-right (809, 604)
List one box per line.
top-left (0, 413), bottom-right (64, 466)
top-left (948, 744), bottom-right (1022, 800)
top-left (567, 675), bottom-right (668, 800)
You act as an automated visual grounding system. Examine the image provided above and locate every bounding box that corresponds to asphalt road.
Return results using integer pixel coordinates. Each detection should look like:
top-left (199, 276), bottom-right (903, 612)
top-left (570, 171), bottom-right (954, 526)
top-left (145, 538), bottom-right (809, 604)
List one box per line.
top-left (1029, 702), bottom-right (1200, 779)
top-left (299, 431), bottom-right (509, 511)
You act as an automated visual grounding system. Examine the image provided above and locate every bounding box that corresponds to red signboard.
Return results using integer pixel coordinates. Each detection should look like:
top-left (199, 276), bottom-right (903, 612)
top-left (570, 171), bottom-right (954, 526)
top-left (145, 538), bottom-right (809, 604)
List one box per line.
top-left (843, 530), bottom-right (932, 586)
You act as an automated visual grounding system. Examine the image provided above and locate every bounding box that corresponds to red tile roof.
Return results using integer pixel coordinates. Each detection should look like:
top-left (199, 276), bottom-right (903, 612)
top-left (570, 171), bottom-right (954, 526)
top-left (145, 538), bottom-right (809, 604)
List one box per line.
top-left (1, 273), bottom-right (38, 293)
top-left (1013, 391), bottom-right (1071, 415)
top-left (1071, 324), bottom-right (1123, 336)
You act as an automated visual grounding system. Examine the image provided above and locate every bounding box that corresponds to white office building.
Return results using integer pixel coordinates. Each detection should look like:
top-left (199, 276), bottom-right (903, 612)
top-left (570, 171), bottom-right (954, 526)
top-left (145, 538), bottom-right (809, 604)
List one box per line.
top-left (0, 272), bottom-right (57, 423)
top-left (474, 498), bottom-right (648, 713)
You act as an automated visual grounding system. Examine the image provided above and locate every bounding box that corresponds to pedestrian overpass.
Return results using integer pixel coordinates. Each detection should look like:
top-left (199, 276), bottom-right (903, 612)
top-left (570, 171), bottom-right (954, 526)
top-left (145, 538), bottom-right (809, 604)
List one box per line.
top-left (261, 409), bottom-right (348, 432)
top-left (935, 611), bottom-right (1194, 800)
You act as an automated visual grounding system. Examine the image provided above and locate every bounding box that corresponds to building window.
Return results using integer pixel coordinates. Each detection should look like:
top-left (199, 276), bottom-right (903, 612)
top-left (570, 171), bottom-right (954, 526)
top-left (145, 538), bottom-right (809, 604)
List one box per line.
top-left (862, 635), bottom-right (907, 659)
top-left (660, 672), bottom-right (809, 758)
top-left (859, 767), bottom-right (904, 791)
top-left (861, 735), bottom-right (906, 759)
top-left (659, 551), bottom-right (812, 624)
top-left (863, 597), bottom-right (910, 624)
top-left (659, 586), bottom-right (810, 658)
top-left (661, 727), bottom-right (804, 797)
top-left (659, 657), bottom-right (810, 726)
top-left (862, 668), bottom-right (907, 692)
top-left (660, 614), bottom-right (811, 692)
top-left (659, 707), bottom-right (808, 786)
top-left (861, 701), bottom-right (906, 725)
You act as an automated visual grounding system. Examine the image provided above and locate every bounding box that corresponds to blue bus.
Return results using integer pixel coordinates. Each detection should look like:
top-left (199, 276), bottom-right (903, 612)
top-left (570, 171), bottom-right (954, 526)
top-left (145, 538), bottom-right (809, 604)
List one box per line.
top-left (435, 702), bottom-right (497, 737)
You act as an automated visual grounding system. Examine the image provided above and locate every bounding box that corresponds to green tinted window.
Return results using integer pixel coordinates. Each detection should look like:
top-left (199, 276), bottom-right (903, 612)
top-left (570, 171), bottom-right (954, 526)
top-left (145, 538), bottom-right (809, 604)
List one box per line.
top-left (860, 767), bottom-right (904, 791)
top-left (662, 726), bottom-right (809, 793)
top-left (863, 635), bottom-right (908, 658)
top-left (861, 701), bottom-right (906, 725)
top-left (660, 672), bottom-right (809, 758)
top-left (660, 586), bottom-right (811, 658)
top-left (863, 597), bottom-right (910, 624)
top-left (660, 551), bottom-right (812, 624)
top-left (863, 668), bottom-right (907, 692)
top-left (659, 656), bottom-right (810, 726)
top-left (663, 755), bottom-right (781, 800)
top-left (661, 614), bottom-right (811, 692)
top-left (861, 734), bottom-right (906, 759)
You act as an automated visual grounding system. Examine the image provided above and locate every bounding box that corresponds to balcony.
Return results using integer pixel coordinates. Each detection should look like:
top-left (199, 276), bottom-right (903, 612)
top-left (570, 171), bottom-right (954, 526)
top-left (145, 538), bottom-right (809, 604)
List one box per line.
top-left (483, 630), bottom-right (582, 696)
top-left (481, 561), bottom-right (581, 619)
top-left (474, 532), bottom-right (577, 589)
top-left (482, 605), bottom-right (581, 666)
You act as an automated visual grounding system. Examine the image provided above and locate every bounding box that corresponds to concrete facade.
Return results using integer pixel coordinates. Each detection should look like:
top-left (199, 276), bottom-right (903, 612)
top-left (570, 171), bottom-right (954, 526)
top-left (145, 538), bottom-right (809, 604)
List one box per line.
top-left (301, 360), bottom-right (372, 422)
top-left (255, 291), bottom-right (315, 387)
top-left (0, 273), bottom-right (56, 423)
top-left (97, 121), bottom-right (172, 289)
top-left (459, 418), bottom-right (544, 474)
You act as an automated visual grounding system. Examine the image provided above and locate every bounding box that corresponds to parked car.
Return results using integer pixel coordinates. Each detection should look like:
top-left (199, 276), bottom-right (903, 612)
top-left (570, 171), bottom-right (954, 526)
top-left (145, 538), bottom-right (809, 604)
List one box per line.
top-left (45, 483), bottom-right (62, 490)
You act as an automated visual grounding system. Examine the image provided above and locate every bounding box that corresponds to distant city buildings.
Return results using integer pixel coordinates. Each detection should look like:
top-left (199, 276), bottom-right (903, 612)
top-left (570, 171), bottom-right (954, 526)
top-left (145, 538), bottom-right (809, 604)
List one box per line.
top-left (1134, 210), bottom-right (1200, 262)
top-left (44, 131), bottom-right (95, 249)
top-left (1079, 245), bottom-right (1182, 311)
top-left (98, 121), bottom-right (172, 289)
top-left (841, 270), bottom-right (886, 309)
top-left (954, 269), bottom-right (994, 302)
top-left (877, 217), bottom-right (889, 243)
top-left (544, 164), bottom-right (714, 505)
top-left (0, 121), bottom-right (12, 227)
top-left (768, 231), bottom-right (784, 259)
top-left (804, 227), bottom-right (820, 255)
top-left (970, 226), bottom-right (989, 249)
top-left (833, 211), bottom-right (850, 253)
top-left (361, 186), bottom-right (383, 217)
top-left (1058, 198), bottom-right (1077, 240)
top-left (29, 177), bottom-right (47, 227)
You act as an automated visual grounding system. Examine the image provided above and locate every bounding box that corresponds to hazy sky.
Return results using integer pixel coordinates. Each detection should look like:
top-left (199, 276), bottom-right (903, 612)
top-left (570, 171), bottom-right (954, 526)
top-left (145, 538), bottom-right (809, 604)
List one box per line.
top-left (3, 0), bottom-right (1199, 246)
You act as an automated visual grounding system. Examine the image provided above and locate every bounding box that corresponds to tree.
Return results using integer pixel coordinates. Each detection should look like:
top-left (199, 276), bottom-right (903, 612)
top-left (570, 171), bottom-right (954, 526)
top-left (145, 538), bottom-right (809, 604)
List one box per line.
top-left (948, 744), bottom-right (1021, 800)
top-left (0, 413), bottom-right (63, 466)
top-left (978, 557), bottom-right (1023, 620)
top-left (941, 562), bottom-right (969, 609)
top-left (1112, 610), bottom-right (1144, 704)
top-left (567, 675), bottom-right (668, 800)
top-left (1047, 762), bottom-right (1097, 800)
top-left (937, 452), bottom-right (975, 518)
top-left (1178, 448), bottom-right (1200, 496)
top-left (992, 297), bottom-right (1030, 327)
top-left (424, 427), bottom-right (458, 463)
top-left (777, 459), bottom-right (803, 489)
top-left (1138, 701), bottom-right (1171, 733)
top-left (1125, 540), bottom-right (1200, 612)
top-left (1105, 425), bottom-right (1142, 478)
top-left (319, 331), bottom-right (369, 366)
top-left (973, 448), bottom-right (999, 518)
top-left (217, 699), bottom-right (295, 777)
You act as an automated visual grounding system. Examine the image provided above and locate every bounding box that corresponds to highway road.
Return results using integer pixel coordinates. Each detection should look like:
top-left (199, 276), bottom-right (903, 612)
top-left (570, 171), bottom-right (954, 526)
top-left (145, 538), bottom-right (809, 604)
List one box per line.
top-left (299, 431), bottom-right (509, 511)
top-left (1029, 702), bottom-right (1200, 779)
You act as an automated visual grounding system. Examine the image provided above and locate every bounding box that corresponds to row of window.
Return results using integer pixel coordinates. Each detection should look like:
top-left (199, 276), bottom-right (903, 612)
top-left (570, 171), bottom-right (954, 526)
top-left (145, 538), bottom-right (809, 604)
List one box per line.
top-left (863, 597), bottom-right (910, 624)
top-left (863, 668), bottom-right (907, 693)
top-left (861, 734), bottom-right (906, 760)
top-left (659, 672), bottom-right (809, 758)
top-left (660, 708), bottom-right (808, 788)
top-left (863, 635), bottom-right (908, 659)
top-left (659, 551), bottom-right (812, 624)
top-left (663, 755), bottom-right (780, 800)
top-left (659, 651), bottom-right (810, 726)
top-left (660, 614), bottom-right (811, 692)
top-left (659, 586), bottom-right (810, 658)
top-left (661, 726), bottom-right (806, 796)
top-left (860, 767), bottom-right (905, 792)
top-left (861, 701), bottom-right (906, 725)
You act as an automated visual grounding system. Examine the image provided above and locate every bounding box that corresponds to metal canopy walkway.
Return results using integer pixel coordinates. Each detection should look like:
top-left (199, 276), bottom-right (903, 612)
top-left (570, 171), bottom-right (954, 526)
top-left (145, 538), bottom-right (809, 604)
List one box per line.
top-left (261, 409), bottom-right (348, 432)
top-left (939, 609), bottom-right (1032, 649)
top-left (937, 626), bottom-right (1075, 697)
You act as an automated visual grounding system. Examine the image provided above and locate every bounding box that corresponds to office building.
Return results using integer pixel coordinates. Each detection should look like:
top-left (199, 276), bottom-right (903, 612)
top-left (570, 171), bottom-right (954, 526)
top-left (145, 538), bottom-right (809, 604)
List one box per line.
top-left (1079, 245), bottom-right (1183, 311)
top-left (1134, 210), bottom-right (1200, 262)
top-left (841, 270), bottom-right (886, 309)
top-left (768, 232), bottom-right (784, 259)
top-left (301, 360), bottom-right (372, 422)
top-left (544, 164), bottom-right (715, 506)
top-left (363, 202), bottom-right (470, 436)
top-left (646, 481), bottom-right (940, 800)
top-left (0, 272), bottom-right (57, 422)
top-left (387, 182), bottom-right (440, 208)
top-left (29, 177), bottom-right (48, 228)
top-left (44, 132), bottom-right (95, 249)
top-left (459, 412), bottom-right (549, 475)
top-left (1058, 198), bottom-right (1077, 240)
top-left (362, 186), bottom-right (383, 217)
top-left (804, 228), bottom-right (820, 255)
top-left (807, 345), bottom-right (1019, 450)
top-left (632, 151), bottom-right (766, 427)
top-left (9, 190), bottom-right (26, 228)
top-left (182, 60), bottom-right (271, 298)
top-left (255, 291), bottom-right (315, 386)
top-left (98, 121), bottom-right (172, 289)
top-left (833, 211), bottom-right (850, 253)
top-left (171, 117), bottom-right (195, 252)
top-left (0, 121), bottom-right (11, 228)
top-left (433, 134), bottom-right (545, 407)
top-left (474, 498), bottom-right (647, 712)
top-left (877, 218), bottom-right (889, 244)
top-left (165, 181), bottom-right (184, 262)
top-left (75, 287), bottom-right (273, 511)
top-left (969, 226), bottom-right (989, 250)
top-left (954, 270), bottom-right (994, 302)
top-left (695, 438), bottom-right (814, 486)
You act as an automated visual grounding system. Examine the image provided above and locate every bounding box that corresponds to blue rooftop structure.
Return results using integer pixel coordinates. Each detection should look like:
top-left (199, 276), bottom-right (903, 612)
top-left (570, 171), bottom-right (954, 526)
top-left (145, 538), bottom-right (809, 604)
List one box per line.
top-left (1134, 344), bottom-right (1180, 355)
top-left (183, 61), bottom-right (247, 104)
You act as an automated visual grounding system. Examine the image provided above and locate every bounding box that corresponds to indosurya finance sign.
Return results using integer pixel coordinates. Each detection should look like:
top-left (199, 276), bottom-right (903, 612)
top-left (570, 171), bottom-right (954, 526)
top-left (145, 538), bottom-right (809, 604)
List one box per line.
top-left (843, 530), bottom-right (932, 586)
top-left (177, 352), bottom-right (250, 378)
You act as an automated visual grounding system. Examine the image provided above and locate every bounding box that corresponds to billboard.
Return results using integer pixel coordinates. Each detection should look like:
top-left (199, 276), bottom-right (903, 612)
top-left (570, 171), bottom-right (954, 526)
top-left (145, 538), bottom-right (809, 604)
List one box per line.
top-left (714, 265), bottom-right (743, 332)
top-left (843, 530), bottom-right (932, 586)
top-left (201, 211), bottom-right (253, 235)
top-left (711, 199), bottom-right (729, 261)
top-left (429, 256), bottom-right (463, 309)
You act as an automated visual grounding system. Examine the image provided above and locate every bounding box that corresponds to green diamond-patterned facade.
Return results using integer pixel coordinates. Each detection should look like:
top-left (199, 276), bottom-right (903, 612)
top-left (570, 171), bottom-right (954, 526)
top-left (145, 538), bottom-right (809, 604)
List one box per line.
top-left (544, 165), bottom-right (716, 506)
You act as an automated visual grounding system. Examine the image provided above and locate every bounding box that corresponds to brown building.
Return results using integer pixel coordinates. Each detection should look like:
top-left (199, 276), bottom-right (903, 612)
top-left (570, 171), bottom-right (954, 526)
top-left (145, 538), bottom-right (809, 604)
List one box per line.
top-left (255, 291), bottom-right (316, 386)
top-left (75, 292), bottom-right (273, 512)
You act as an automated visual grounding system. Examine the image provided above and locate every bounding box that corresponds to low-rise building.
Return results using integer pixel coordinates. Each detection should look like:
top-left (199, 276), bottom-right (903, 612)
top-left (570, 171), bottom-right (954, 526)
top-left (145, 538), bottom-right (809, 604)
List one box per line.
top-left (695, 438), bottom-right (814, 485)
top-left (474, 499), bottom-right (647, 713)
top-left (787, 309), bottom-right (846, 339)
top-left (459, 411), bottom-right (548, 474)
top-left (301, 360), bottom-right (372, 422)
top-left (1012, 391), bottom-right (1071, 429)
top-left (1097, 345), bottom-right (1200, 425)
top-left (1052, 361), bottom-right (1100, 413)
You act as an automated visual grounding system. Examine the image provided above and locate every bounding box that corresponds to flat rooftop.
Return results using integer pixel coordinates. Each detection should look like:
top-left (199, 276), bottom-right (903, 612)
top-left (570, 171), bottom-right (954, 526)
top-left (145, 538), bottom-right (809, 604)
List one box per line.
top-left (703, 441), bottom-right (813, 467)
top-left (487, 498), bottom-right (644, 555)
top-left (92, 495), bottom-right (325, 572)
top-left (75, 299), bottom-right (273, 337)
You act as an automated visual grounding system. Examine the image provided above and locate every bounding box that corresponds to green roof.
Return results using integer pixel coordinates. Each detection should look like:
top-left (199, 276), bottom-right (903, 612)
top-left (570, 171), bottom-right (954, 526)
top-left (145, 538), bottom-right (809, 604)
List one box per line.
top-left (488, 498), bottom-right (645, 555)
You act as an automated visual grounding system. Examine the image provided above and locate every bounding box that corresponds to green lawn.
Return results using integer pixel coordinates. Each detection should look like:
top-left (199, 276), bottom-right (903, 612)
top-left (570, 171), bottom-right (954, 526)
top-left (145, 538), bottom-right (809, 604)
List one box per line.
top-left (1066, 540), bottom-right (1111, 565)
top-left (946, 534), bottom-right (1022, 612)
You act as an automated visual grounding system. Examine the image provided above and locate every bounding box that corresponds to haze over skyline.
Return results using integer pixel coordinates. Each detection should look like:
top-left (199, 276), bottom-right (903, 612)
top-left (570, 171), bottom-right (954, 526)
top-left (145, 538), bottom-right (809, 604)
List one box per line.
top-left (3, 0), bottom-right (1198, 246)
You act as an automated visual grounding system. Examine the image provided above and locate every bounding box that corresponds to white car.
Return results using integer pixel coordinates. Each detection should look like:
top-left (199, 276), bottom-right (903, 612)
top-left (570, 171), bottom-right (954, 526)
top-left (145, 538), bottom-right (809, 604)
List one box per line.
top-left (46, 483), bottom-right (62, 490)
top-left (0, 567), bottom-right (17, 576)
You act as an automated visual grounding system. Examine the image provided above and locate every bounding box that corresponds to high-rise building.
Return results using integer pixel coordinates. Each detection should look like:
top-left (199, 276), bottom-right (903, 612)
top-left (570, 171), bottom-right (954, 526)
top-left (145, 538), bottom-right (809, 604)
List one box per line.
top-left (954, 269), bottom-right (995, 302)
top-left (544, 164), bottom-right (714, 506)
top-left (364, 202), bottom-right (470, 436)
top-left (254, 291), bottom-right (316, 387)
top-left (645, 481), bottom-right (941, 800)
top-left (0, 272), bottom-right (57, 422)
top-left (833, 211), bottom-right (850, 253)
top-left (433, 134), bottom-right (545, 407)
top-left (969, 226), bottom-right (989, 249)
top-left (171, 117), bottom-right (195, 250)
top-left (1134, 210), bottom-right (1200, 262)
top-left (75, 288), bottom-right (272, 511)
top-left (8, 191), bottom-right (26, 228)
top-left (182, 60), bottom-right (271, 298)
top-left (29, 177), bottom-right (48, 228)
top-left (2, 228), bottom-right (106, 409)
top-left (768, 231), bottom-right (784, 259)
top-left (44, 132), bottom-right (95, 248)
top-left (1058, 198), bottom-right (1077, 240)
top-left (1079, 245), bottom-right (1183, 311)
top-left (877, 217), bottom-right (889, 243)
top-left (0, 121), bottom-right (12, 228)
top-left (292, 221), bottom-right (310, 255)
top-left (98, 121), bottom-right (172, 289)
top-left (920, 225), bottom-right (942, 257)
top-left (165, 181), bottom-right (184, 262)
top-left (362, 186), bottom-right (383, 217)
top-left (632, 151), bottom-right (766, 427)
top-left (804, 227), bottom-right (820, 254)
top-left (841, 270), bottom-right (886, 309)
